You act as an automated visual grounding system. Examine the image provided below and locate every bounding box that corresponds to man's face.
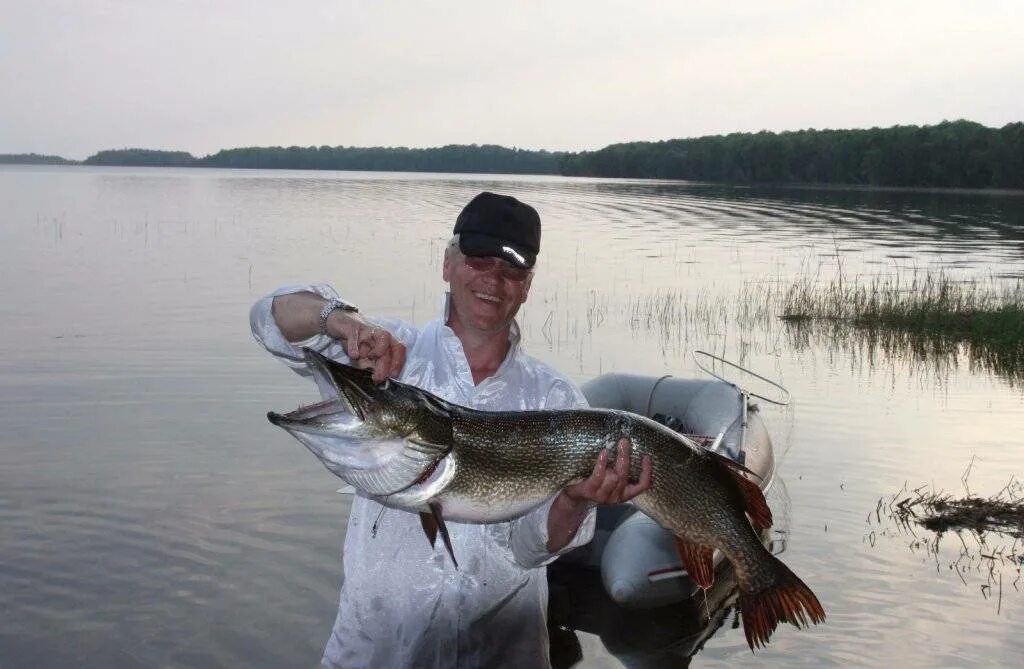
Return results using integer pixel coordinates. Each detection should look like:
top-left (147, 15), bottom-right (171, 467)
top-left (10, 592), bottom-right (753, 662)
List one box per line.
top-left (443, 251), bottom-right (534, 336)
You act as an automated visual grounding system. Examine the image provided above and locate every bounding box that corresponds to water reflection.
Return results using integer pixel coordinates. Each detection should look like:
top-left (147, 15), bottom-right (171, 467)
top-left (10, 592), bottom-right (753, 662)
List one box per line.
top-left (783, 320), bottom-right (1024, 390)
top-left (548, 555), bottom-right (745, 668)
top-left (547, 523), bottom-right (790, 668)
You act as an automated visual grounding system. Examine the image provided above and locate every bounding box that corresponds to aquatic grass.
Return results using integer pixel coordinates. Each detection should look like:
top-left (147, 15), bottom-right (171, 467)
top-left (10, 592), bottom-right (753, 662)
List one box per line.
top-left (775, 270), bottom-right (1024, 383)
top-left (620, 267), bottom-right (1024, 387)
top-left (780, 271), bottom-right (1024, 351)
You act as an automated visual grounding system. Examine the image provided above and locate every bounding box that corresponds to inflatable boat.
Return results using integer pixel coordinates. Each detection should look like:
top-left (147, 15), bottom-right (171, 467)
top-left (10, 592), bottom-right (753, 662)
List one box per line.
top-left (556, 354), bottom-right (782, 610)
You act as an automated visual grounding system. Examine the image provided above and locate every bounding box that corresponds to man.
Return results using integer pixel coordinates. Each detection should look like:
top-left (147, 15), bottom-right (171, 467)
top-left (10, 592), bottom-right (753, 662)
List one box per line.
top-left (250, 192), bottom-right (652, 668)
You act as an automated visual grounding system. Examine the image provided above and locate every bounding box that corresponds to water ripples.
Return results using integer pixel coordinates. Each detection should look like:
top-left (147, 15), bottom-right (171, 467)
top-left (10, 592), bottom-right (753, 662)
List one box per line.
top-left (3, 167), bottom-right (1024, 666)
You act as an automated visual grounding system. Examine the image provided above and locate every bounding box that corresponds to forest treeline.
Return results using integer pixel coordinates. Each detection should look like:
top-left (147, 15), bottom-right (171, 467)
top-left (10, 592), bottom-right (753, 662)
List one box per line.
top-left (9, 120), bottom-right (1023, 189)
top-left (0, 153), bottom-right (77, 165)
top-left (84, 149), bottom-right (196, 167)
top-left (82, 144), bottom-right (564, 174)
top-left (560, 120), bottom-right (1024, 188)
top-left (199, 143), bottom-right (564, 174)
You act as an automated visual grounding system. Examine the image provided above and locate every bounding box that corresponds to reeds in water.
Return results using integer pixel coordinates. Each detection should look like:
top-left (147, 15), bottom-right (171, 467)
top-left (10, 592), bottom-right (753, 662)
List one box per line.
top-left (778, 270), bottom-right (1024, 385)
top-left (781, 271), bottom-right (1024, 347)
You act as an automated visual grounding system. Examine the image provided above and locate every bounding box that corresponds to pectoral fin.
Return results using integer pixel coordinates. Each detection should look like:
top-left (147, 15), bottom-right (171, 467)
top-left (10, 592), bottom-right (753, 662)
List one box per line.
top-left (419, 511), bottom-right (438, 546)
top-left (418, 503), bottom-right (459, 570)
top-left (431, 502), bottom-right (458, 570)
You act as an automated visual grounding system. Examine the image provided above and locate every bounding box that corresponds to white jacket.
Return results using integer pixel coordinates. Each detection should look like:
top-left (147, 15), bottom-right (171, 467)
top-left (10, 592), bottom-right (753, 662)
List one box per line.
top-left (250, 284), bottom-right (595, 669)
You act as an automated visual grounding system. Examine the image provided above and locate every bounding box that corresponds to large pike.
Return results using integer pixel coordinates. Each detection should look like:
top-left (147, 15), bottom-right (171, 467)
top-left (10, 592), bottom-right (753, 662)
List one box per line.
top-left (268, 349), bottom-right (825, 649)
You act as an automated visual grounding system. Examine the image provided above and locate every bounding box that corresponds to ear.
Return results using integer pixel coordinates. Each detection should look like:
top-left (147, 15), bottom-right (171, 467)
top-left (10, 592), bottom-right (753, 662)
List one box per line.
top-left (520, 272), bottom-right (533, 303)
top-left (442, 251), bottom-right (454, 283)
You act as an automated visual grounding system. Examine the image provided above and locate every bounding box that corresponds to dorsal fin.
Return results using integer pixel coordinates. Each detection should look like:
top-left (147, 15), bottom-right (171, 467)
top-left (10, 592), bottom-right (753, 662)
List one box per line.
top-left (703, 446), bottom-right (763, 481)
top-left (705, 450), bottom-right (773, 529)
top-left (418, 392), bottom-right (456, 420)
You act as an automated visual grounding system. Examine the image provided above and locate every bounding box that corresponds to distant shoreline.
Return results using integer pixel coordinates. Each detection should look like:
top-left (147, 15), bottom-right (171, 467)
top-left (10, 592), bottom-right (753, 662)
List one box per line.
top-left (3, 119), bottom-right (1021, 190)
top-left (6, 162), bottom-right (1021, 197)
top-left (0, 153), bottom-right (78, 166)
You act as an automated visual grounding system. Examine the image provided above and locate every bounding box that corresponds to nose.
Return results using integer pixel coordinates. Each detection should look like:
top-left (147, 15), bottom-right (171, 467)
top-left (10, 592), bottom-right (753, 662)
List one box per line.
top-left (477, 269), bottom-right (501, 290)
top-left (470, 258), bottom-right (503, 279)
top-left (479, 263), bottom-right (504, 278)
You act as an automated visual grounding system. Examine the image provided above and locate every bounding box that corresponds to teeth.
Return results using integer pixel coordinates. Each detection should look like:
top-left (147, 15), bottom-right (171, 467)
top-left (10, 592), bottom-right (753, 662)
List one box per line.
top-left (473, 292), bottom-right (500, 303)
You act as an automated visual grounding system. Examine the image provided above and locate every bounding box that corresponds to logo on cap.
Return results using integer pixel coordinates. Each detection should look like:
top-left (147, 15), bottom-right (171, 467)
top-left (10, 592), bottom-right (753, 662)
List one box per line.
top-left (501, 245), bottom-right (526, 266)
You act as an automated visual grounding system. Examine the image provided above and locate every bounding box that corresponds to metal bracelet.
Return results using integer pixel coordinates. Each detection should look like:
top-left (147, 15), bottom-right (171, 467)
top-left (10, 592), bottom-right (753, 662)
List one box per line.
top-left (318, 298), bottom-right (357, 336)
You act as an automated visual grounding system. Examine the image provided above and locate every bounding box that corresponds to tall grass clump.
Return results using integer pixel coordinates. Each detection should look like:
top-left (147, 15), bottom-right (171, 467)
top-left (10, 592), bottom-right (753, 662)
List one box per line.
top-left (620, 267), bottom-right (1024, 385)
top-left (781, 271), bottom-right (1024, 348)
top-left (780, 270), bottom-right (1024, 385)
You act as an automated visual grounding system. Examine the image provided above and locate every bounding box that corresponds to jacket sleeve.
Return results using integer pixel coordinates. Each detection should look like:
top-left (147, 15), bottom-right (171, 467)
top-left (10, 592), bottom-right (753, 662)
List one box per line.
top-left (249, 283), bottom-right (418, 376)
top-left (505, 377), bottom-right (597, 569)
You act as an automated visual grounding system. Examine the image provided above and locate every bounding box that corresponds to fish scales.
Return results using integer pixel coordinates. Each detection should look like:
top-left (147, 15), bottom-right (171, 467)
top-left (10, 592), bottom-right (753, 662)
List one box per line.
top-left (267, 350), bottom-right (826, 650)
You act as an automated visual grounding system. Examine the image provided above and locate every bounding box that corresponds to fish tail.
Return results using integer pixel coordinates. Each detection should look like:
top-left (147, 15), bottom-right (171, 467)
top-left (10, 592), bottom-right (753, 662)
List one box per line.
top-left (738, 555), bottom-right (825, 651)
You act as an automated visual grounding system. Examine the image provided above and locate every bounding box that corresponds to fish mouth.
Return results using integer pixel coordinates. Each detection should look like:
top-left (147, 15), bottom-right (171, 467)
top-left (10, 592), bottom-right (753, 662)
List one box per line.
top-left (267, 393), bottom-right (411, 487)
top-left (265, 350), bottom-right (380, 468)
top-left (267, 348), bottom-right (376, 425)
top-left (266, 348), bottom-right (356, 427)
top-left (305, 348), bottom-right (383, 419)
top-left (267, 397), bottom-right (346, 426)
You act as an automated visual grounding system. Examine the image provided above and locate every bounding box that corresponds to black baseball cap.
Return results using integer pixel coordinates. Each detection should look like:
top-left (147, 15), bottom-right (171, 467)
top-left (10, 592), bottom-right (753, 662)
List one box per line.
top-left (453, 192), bottom-right (541, 269)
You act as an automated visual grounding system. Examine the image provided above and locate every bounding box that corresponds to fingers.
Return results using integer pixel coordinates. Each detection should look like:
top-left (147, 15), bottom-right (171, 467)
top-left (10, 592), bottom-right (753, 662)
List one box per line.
top-left (624, 454), bottom-right (654, 499)
top-left (591, 448), bottom-right (609, 479)
top-left (563, 450), bottom-right (607, 503)
top-left (364, 327), bottom-right (390, 358)
top-left (565, 438), bottom-right (653, 505)
top-left (344, 322), bottom-right (370, 360)
top-left (387, 342), bottom-right (406, 379)
top-left (592, 444), bottom-right (627, 501)
top-left (612, 438), bottom-right (631, 496)
top-left (344, 322), bottom-right (406, 383)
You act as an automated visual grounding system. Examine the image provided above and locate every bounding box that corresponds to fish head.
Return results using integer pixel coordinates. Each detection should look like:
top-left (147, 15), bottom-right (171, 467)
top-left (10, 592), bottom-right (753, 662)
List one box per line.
top-left (295, 348), bottom-right (451, 438)
top-left (267, 349), bottom-right (456, 497)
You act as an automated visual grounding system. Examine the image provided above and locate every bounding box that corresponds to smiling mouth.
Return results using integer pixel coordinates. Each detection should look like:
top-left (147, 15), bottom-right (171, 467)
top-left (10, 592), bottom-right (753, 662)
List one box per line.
top-left (473, 292), bottom-right (500, 303)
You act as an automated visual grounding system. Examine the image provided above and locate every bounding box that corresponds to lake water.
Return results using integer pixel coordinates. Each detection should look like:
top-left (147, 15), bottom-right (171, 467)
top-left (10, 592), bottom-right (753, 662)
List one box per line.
top-left (2, 165), bottom-right (1023, 667)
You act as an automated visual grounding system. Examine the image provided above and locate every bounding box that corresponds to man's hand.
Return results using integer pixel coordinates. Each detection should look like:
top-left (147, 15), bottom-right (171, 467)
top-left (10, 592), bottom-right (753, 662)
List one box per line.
top-left (328, 312), bottom-right (407, 383)
top-left (564, 437), bottom-right (653, 505)
top-left (270, 291), bottom-right (405, 383)
top-left (546, 438), bottom-right (653, 552)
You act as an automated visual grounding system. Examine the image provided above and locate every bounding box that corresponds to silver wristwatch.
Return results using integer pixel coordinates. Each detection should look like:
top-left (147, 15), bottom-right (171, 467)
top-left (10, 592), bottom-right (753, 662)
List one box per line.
top-left (318, 298), bottom-right (358, 335)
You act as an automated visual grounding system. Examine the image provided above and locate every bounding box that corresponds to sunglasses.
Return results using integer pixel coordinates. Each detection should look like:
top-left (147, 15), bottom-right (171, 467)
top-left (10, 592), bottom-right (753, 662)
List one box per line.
top-left (462, 255), bottom-right (532, 281)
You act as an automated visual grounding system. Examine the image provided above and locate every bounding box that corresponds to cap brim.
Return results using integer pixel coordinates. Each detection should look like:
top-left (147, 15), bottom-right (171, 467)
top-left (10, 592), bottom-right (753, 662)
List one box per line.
top-left (459, 232), bottom-right (535, 269)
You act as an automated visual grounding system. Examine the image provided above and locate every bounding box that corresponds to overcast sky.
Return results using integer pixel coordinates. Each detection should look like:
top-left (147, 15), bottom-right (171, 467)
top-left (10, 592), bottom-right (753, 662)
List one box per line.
top-left (2, 0), bottom-right (1022, 159)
